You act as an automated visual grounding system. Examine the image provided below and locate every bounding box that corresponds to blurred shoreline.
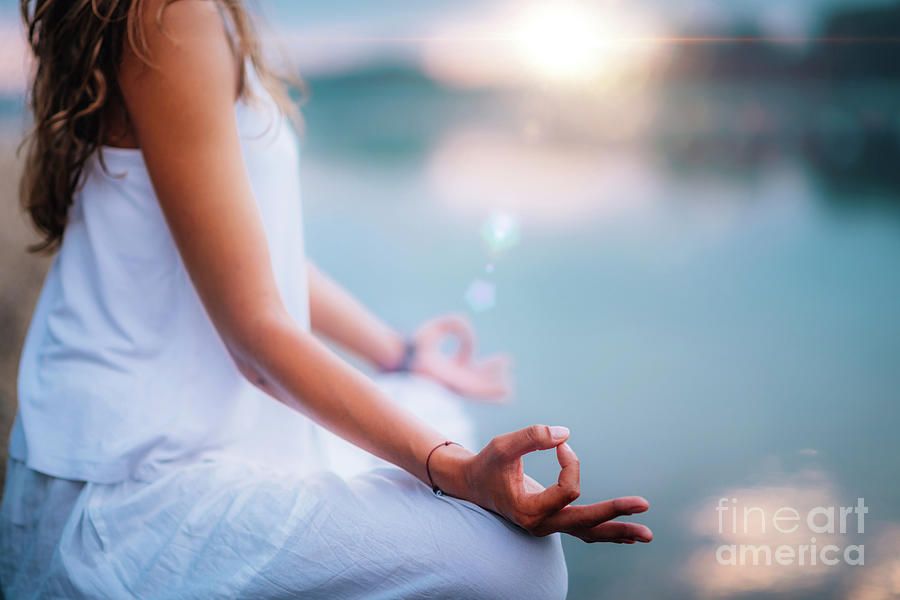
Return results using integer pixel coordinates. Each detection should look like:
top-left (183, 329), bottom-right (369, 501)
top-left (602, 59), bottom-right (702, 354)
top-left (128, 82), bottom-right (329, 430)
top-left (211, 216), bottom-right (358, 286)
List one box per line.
top-left (0, 139), bottom-right (50, 484)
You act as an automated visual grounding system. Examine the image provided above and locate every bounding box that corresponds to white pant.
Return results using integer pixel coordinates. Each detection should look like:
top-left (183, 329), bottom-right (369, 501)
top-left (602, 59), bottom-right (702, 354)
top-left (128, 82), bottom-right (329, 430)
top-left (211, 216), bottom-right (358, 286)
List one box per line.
top-left (0, 457), bottom-right (567, 599)
top-left (0, 376), bottom-right (567, 599)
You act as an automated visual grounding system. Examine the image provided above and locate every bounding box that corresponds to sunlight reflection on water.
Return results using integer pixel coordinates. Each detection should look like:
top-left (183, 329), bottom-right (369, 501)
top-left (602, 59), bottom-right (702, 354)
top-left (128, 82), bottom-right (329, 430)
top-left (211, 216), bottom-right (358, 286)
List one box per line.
top-left (684, 460), bottom-right (846, 598)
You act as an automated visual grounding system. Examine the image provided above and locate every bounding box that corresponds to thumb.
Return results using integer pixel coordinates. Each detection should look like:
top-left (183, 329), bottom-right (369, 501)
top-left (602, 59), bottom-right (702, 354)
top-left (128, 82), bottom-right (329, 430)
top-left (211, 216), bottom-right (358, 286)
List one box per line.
top-left (492, 424), bottom-right (570, 459)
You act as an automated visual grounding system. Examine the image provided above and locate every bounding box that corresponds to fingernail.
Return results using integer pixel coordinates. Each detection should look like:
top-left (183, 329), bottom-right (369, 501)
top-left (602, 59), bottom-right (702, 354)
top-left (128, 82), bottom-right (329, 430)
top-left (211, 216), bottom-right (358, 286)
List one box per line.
top-left (634, 536), bottom-right (651, 543)
top-left (549, 426), bottom-right (570, 441)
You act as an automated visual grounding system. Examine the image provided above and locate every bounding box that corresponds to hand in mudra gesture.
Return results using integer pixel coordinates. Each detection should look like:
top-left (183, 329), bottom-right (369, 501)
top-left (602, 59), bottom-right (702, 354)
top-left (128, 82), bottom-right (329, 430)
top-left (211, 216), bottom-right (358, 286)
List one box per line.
top-left (411, 314), bottom-right (512, 402)
top-left (435, 425), bottom-right (653, 544)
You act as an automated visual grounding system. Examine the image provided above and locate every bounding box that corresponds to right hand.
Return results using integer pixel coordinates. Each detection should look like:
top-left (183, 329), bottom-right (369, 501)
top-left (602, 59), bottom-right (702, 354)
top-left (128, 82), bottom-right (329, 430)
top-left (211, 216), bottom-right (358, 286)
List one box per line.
top-left (411, 313), bottom-right (513, 403)
top-left (440, 425), bottom-right (654, 544)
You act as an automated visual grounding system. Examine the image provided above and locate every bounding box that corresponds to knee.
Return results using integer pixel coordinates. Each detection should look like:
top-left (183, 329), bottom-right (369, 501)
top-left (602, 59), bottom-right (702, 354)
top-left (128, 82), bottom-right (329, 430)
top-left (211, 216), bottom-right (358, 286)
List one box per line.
top-left (512, 533), bottom-right (568, 600)
top-left (543, 535), bottom-right (569, 598)
top-left (455, 530), bottom-right (568, 600)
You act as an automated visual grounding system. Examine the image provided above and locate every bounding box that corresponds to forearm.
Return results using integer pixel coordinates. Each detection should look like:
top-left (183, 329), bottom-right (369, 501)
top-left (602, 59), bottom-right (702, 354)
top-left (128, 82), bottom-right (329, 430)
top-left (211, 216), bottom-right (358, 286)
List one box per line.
top-left (307, 261), bottom-right (406, 371)
top-left (235, 318), bottom-right (654, 545)
top-left (241, 314), bottom-right (473, 494)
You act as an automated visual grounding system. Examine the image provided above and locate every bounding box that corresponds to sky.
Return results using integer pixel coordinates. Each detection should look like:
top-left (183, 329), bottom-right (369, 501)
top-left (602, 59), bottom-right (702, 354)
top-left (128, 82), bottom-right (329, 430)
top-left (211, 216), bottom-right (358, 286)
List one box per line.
top-left (1, 0), bottom-right (892, 32)
top-left (258, 0), bottom-right (891, 35)
top-left (0, 0), bottom-right (895, 92)
top-left (255, 0), bottom-right (897, 83)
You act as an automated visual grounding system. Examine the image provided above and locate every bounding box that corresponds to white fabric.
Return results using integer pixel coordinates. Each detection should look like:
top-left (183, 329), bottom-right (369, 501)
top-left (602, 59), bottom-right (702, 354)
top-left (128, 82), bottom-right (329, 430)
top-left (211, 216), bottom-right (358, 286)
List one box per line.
top-left (0, 458), bottom-right (567, 599)
top-left (0, 377), bottom-right (568, 599)
top-left (10, 69), bottom-right (320, 484)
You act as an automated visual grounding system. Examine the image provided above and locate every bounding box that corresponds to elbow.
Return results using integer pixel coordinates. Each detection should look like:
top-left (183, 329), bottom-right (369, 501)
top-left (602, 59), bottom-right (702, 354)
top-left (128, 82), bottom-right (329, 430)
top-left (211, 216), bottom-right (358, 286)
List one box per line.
top-left (224, 308), bottom-right (298, 391)
top-left (232, 353), bottom-right (268, 390)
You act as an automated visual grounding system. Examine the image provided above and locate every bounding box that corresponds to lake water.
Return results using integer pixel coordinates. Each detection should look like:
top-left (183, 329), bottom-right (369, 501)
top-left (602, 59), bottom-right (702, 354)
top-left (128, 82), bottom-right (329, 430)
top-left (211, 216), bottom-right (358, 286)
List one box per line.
top-left (298, 77), bottom-right (900, 599)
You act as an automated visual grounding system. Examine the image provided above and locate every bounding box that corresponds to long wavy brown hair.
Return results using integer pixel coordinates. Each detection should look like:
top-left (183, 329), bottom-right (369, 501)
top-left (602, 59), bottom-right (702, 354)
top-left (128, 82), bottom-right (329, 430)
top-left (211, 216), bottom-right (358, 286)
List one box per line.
top-left (19, 0), bottom-right (297, 253)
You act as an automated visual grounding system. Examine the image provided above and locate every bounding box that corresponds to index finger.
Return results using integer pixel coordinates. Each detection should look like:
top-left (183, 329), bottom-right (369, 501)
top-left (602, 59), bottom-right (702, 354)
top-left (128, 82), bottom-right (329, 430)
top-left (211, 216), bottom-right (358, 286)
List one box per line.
top-left (416, 314), bottom-right (476, 363)
top-left (521, 442), bottom-right (581, 517)
top-left (441, 314), bottom-right (476, 364)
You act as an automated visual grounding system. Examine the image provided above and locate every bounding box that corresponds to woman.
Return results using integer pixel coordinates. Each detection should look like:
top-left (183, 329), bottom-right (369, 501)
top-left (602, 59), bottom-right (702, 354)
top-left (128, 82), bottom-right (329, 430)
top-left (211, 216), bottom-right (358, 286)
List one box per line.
top-left (0, 1), bottom-right (653, 598)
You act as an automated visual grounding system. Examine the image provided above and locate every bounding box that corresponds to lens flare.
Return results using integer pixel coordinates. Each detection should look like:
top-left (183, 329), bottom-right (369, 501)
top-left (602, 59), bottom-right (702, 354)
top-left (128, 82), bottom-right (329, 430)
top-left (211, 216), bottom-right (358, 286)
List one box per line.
top-left (464, 279), bottom-right (496, 312)
top-left (481, 212), bottom-right (520, 254)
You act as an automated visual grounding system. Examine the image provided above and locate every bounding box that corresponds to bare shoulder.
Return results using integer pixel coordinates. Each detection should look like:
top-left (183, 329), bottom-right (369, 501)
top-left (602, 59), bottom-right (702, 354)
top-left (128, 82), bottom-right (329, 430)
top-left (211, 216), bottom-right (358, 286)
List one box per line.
top-left (119, 0), bottom-right (239, 109)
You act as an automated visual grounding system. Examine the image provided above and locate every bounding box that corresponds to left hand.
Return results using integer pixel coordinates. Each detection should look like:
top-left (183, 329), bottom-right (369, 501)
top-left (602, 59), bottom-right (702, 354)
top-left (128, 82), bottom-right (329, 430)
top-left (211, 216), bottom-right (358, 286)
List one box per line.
top-left (430, 425), bottom-right (654, 543)
top-left (410, 314), bottom-right (512, 403)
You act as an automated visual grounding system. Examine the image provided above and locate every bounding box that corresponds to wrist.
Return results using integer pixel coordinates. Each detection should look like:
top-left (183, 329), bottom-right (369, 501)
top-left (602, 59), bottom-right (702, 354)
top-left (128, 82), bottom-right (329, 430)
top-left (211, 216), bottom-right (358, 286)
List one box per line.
top-left (427, 442), bottom-right (476, 500)
top-left (377, 331), bottom-right (412, 372)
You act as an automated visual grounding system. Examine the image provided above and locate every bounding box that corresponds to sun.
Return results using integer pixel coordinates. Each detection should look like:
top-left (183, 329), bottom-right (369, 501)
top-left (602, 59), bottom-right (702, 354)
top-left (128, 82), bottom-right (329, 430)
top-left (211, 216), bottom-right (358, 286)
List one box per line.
top-left (513, 3), bottom-right (609, 83)
top-left (421, 0), bottom-right (664, 89)
top-left (510, 1), bottom-right (662, 86)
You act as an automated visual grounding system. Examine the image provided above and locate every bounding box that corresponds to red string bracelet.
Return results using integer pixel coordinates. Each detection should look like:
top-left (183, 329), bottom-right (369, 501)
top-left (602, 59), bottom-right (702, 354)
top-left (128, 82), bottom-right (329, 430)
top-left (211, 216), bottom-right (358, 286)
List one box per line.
top-left (425, 441), bottom-right (460, 496)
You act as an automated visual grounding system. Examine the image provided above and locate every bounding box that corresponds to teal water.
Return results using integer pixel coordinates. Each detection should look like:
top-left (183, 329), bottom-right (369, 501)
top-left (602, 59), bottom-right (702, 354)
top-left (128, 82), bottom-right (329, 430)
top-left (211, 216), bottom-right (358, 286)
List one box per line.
top-left (299, 79), bottom-right (900, 599)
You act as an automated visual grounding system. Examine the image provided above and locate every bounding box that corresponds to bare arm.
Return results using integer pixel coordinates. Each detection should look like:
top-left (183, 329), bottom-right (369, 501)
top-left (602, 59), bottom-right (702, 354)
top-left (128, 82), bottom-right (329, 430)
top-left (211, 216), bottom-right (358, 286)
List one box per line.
top-left (307, 260), bottom-right (406, 370)
top-left (309, 262), bottom-right (514, 400)
top-left (118, 0), bottom-right (651, 544)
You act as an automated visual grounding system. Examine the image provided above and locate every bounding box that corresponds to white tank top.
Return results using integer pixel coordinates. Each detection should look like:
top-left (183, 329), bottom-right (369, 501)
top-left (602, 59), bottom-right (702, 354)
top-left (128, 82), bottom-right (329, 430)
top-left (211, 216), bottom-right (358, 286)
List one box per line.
top-left (10, 70), bottom-right (326, 483)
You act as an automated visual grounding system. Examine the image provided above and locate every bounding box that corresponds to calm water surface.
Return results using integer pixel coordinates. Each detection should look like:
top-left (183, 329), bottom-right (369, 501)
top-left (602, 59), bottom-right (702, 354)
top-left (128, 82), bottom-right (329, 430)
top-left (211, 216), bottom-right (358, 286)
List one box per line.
top-left (299, 94), bottom-right (900, 599)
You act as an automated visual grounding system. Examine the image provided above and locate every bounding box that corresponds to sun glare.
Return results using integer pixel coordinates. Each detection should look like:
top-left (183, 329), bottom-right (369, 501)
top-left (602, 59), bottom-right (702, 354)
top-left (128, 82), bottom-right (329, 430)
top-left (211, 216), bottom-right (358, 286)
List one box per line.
top-left (422, 1), bottom-right (664, 89)
top-left (511, 1), bottom-right (663, 86)
top-left (513, 3), bottom-right (609, 83)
